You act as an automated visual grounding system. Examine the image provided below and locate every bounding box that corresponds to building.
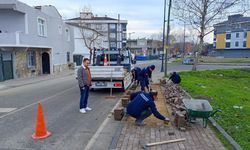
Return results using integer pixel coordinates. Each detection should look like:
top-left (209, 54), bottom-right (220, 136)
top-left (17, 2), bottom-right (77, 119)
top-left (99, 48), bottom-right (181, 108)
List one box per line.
top-left (213, 14), bottom-right (250, 58)
top-left (66, 12), bottom-right (127, 50)
top-left (127, 38), bottom-right (162, 60)
top-left (0, 0), bottom-right (74, 81)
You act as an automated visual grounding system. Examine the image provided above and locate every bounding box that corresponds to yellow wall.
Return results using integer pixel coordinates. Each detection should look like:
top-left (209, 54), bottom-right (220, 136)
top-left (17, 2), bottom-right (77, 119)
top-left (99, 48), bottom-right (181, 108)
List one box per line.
top-left (247, 32), bottom-right (250, 48)
top-left (216, 34), bottom-right (225, 49)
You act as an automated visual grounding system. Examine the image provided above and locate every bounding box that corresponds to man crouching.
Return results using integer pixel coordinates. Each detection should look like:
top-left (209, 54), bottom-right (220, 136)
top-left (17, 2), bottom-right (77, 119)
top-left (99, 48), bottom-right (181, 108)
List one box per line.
top-left (126, 90), bottom-right (170, 126)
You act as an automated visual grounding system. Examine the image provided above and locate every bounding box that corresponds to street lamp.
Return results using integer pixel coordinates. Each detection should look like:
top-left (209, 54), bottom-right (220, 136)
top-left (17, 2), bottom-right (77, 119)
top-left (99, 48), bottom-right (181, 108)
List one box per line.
top-left (128, 32), bottom-right (135, 39)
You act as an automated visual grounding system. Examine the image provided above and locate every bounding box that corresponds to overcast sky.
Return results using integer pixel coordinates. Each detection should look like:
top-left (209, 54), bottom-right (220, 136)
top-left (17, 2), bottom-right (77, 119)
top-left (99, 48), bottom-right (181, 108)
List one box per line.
top-left (19, 0), bottom-right (213, 43)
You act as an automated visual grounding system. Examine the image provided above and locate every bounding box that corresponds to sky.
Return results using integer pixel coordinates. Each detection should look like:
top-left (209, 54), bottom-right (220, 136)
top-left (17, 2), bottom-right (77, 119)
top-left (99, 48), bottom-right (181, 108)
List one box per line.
top-left (19, 0), bottom-right (212, 43)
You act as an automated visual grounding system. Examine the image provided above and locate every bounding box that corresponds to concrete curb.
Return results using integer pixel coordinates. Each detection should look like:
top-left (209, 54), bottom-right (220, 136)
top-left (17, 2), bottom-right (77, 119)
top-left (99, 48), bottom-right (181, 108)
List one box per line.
top-left (209, 118), bottom-right (243, 150)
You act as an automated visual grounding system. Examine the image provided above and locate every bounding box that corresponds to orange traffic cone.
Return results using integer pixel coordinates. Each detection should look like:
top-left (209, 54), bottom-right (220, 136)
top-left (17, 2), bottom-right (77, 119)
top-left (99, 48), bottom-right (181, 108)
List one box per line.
top-left (32, 103), bottom-right (51, 139)
top-left (104, 53), bottom-right (108, 66)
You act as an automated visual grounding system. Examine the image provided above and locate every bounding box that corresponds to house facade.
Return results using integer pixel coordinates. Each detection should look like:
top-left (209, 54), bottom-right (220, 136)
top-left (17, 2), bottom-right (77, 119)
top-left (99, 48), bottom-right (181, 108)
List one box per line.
top-left (213, 14), bottom-right (250, 58)
top-left (66, 12), bottom-right (127, 50)
top-left (0, 0), bottom-right (74, 81)
top-left (127, 38), bottom-right (162, 60)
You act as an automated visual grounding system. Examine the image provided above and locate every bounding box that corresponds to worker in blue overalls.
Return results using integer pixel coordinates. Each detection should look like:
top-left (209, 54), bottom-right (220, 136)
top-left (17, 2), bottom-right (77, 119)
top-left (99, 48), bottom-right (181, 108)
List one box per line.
top-left (127, 91), bottom-right (170, 126)
top-left (138, 65), bottom-right (155, 91)
top-left (131, 67), bottom-right (141, 85)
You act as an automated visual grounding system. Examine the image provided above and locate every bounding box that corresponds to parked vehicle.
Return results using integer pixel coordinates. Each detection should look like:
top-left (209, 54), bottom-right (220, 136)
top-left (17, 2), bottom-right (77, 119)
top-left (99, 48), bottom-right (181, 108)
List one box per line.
top-left (75, 48), bottom-right (134, 91)
top-left (182, 58), bottom-right (194, 65)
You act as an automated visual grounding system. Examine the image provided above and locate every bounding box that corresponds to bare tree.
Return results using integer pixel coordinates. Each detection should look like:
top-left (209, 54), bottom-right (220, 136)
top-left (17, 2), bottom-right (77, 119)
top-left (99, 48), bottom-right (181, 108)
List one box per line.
top-left (173, 0), bottom-right (245, 70)
top-left (78, 24), bottom-right (102, 64)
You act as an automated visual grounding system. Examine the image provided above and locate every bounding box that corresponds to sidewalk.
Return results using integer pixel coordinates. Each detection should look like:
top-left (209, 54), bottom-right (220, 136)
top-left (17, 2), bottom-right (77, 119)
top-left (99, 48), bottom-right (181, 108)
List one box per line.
top-left (108, 69), bottom-right (226, 150)
top-left (112, 84), bottom-right (225, 150)
top-left (0, 70), bottom-right (74, 91)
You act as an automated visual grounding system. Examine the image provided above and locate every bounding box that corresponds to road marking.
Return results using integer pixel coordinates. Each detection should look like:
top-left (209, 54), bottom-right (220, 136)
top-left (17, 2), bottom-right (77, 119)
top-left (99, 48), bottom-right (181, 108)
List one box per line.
top-left (0, 108), bottom-right (17, 113)
top-left (0, 86), bottom-right (76, 119)
top-left (84, 98), bottom-right (122, 150)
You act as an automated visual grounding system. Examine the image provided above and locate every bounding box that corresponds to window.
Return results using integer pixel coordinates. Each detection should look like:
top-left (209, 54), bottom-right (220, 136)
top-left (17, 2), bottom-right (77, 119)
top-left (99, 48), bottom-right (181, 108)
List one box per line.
top-left (153, 49), bottom-right (156, 54)
top-left (243, 41), bottom-right (246, 47)
top-left (121, 24), bottom-right (127, 31)
top-left (109, 24), bottom-right (116, 29)
top-left (110, 42), bottom-right (116, 48)
top-left (67, 52), bottom-right (70, 62)
top-left (122, 33), bottom-right (126, 39)
top-left (236, 33), bottom-right (239, 38)
top-left (96, 24), bottom-right (102, 30)
top-left (100, 54), bottom-right (124, 62)
top-left (65, 28), bottom-right (70, 41)
top-left (37, 18), bottom-right (47, 36)
top-left (58, 25), bottom-right (62, 34)
top-left (27, 51), bottom-right (36, 68)
top-left (244, 32), bottom-right (247, 38)
top-left (235, 41), bottom-right (239, 47)
top-left (226, 42), bottom-right (230, 48)
top-left (110, 33), bottom-right (116, 39)
top-left (226, 34), bottom-right (231, 40)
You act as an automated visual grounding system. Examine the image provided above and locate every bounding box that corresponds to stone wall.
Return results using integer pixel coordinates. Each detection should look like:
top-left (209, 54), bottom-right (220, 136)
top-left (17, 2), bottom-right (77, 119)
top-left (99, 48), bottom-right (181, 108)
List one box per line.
top-left (53, 64), bottom-right (70, 74)
top-left (15, 48), bottom-right (49, 78)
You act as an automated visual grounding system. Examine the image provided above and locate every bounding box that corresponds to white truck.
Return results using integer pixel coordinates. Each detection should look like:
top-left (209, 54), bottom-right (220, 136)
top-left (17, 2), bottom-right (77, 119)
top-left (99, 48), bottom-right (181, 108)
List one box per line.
top-left (75, 48), bottom-right (135, 91)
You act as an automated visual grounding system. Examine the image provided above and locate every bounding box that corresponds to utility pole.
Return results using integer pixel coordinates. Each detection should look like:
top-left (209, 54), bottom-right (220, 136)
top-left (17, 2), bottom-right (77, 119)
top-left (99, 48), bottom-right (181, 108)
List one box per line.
top-left (161, 0), bottom-right (167, 72)
top-left (164, 0), bottom-right (172, 77)
top-left (182, 21), bottom-right (186, 61)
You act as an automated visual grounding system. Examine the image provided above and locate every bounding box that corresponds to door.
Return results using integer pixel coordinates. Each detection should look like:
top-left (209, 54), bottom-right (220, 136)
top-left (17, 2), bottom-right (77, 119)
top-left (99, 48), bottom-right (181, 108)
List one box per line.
top-left (42, 52), bottom-right (50, 74)
top-left (0, 51), bottom-right (13, 81)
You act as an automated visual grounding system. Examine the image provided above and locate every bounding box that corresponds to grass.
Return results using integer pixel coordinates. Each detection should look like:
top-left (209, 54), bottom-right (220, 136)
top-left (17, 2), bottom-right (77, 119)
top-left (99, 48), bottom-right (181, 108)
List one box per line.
top-left (179, 69), bottom-right (250, 149)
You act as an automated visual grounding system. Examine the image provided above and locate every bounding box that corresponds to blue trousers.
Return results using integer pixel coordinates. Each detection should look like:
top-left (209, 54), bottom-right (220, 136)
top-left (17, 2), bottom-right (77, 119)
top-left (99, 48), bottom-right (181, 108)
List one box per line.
top-left (136, 109), bottom-right (152, 123)
top-left (139, 78), bottom-right (146, 91)
top-left (79, 86), bottom-right (89, 109)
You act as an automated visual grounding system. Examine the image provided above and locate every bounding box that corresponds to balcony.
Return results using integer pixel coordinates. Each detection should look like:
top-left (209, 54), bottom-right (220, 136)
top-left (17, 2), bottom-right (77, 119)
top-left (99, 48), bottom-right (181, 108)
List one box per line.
top-left (0, 32), bottom-right (50, 48)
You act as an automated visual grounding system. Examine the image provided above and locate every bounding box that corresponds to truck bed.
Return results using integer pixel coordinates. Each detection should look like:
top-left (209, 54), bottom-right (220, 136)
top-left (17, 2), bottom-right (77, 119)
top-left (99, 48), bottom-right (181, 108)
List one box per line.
top-left (89, 66), bottom-right (127, 79)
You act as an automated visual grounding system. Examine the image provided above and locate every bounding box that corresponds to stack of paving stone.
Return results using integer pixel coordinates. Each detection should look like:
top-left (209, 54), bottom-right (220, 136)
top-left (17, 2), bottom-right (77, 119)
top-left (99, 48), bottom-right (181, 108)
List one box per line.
top-left (113, 86), bottom-right (136, 121)
top-left (163, 82), bottom-right (188, 130)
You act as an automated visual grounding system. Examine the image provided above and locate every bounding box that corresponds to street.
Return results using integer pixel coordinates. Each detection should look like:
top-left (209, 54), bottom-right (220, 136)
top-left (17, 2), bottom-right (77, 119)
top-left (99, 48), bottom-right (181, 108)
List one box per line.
top-left (0, 75), bottom-right (122, 150)
top-left (0, 60), bottom-right (249, 150)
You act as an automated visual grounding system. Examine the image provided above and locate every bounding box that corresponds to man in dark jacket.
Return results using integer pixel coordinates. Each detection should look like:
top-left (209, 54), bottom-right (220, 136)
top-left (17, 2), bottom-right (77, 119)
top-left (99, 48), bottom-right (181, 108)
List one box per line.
top-left (138, 65), bottom-right (155, 91)
top-left (131, 67), bottom-right (141, 85)
top-left (169, 72), bottom-right (181, 84)
top-left (127, 91), bottom-right (170, 126)
top-left (77, 58), bottom-right (92, 113)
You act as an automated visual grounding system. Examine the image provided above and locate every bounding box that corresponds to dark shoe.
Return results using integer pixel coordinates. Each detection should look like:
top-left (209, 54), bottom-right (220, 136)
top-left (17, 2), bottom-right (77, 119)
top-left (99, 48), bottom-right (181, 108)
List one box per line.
top-left (135, 120), bottom-right (146, 126)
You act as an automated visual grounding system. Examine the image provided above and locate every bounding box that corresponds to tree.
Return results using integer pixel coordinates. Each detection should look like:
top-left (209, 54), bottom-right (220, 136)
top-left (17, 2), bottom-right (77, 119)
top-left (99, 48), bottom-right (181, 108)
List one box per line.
top-left (78, 23), bottom-right (102, 64)
top-left (173, 0), bottom-right (244, 70)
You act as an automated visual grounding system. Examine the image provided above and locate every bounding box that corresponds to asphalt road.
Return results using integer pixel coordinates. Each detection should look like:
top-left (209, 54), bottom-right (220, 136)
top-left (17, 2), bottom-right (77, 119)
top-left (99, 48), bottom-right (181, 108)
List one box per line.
top-left (0, 75), bottom-right (122, 150)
